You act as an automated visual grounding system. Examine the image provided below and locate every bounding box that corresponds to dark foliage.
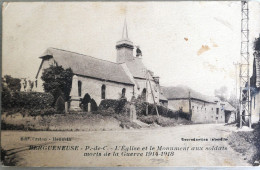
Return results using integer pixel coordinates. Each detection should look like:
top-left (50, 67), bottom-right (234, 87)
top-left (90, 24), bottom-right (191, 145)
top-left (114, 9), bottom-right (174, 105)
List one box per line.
top-left (98, 99), bottom-right (182, 120)
top-left (55, 96), bottom-right (65, 112)
top-left (81, 93), bottom-right (91, 111)
top-left (41, 65), bottom-right (73, 102)
top-left (3, 75), bottom-right (21, 92)
top-left (229, 123), bottom-right (260, 165)
top-left (179, 111), bottom-right (191, 120)
top-left (2, 84), bottom-right (12, 108)
top-left (134, 99), bottom-right (179, 119)
top-left (29, 108), bottom-right (62, 116)
top-left (90, 99), bottom-right (98, 111)
top-left (254, 35), bottom-right (260, 51)
top-left (99, 99), bottom-right (128, 114)
top-left (2, 91), bottom-right (54, 110)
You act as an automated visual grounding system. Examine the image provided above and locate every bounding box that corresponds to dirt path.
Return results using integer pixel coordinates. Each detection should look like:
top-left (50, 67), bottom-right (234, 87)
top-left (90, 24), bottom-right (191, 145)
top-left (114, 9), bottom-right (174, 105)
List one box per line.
top-left (1, 124), bottom-right (250, 167)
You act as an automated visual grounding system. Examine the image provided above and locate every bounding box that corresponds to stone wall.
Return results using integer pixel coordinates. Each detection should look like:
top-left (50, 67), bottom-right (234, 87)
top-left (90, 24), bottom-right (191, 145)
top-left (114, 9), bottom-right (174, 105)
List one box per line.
top-left (252, 92), bottom-right (260, 123)
top-left (167, 99), bottom-right (225, 124)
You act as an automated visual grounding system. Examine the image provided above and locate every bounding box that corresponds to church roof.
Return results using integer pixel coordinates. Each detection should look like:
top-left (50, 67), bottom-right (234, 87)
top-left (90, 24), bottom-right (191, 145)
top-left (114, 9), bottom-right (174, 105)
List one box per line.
top-left (161, 86), bottom-right (217, 103)
top-left (125, 58), bottom-right (153, 79)
top-left (40, 48), bottom-right (134, 85)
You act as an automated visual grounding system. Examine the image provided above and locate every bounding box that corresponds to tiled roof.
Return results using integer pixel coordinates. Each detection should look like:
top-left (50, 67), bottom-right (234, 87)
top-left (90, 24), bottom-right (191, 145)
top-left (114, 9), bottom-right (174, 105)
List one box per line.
top-left (161, 86), bottom-right (217, 103)
top-left (222, 102), bottom-right (236, 111)
top-left (40, 48), bottom-right (134, 85)
top-left (125, 58), bottom-right (149, 79)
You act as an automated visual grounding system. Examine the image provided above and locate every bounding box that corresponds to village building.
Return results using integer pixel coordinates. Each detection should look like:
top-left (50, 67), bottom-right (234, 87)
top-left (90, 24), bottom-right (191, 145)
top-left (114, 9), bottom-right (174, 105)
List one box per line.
top-left (251, 51), bottom-right (260, 123)
top-left (161, 86), bottom-right (236, 124)
top-left (35, 21), bottom-right (160, 111)
top-left (222, 101), bottom-right (236, 124)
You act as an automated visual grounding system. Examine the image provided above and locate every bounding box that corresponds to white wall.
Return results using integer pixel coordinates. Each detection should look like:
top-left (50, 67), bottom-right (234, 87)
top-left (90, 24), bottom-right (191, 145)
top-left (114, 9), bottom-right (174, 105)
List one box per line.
top-left (167, 99), bottom-right (225, 124)
top-left (35, 58), bottom-right (56, 92)
top-left (252, 92), bottom-right (260, 123)
top-left (74, 76), bottom-right (134, 105)
top-left (134, 78), bottom-right (160, 104)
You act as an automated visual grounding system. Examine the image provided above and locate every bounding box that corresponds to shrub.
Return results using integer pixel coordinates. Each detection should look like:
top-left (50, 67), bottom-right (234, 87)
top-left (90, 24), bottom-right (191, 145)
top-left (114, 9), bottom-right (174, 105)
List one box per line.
top-left (179, 111), bottom-right (191, 120)
top-left (41, 65), bottom-right (73, 101)
top-left (2, 85), bottom-right (12, 108)
top-left (99, 99), bottom-right (128, 114)
top-left (55, 96), bottom-right (65, 112)
top-left (138, 115), bottom-right (177, 127)
top-left (134, 99), bottom-right (179, 119)
top-left (29, 108), bottom-right (61, 116)
top-left (2, 92), bottom-right (54, 110)
top-left (90, 99), bottom-right (98, 111)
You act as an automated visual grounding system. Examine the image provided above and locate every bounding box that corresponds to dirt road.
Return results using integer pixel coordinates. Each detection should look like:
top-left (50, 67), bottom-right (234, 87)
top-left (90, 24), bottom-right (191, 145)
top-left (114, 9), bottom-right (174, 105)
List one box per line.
top-left (1, 124), bottom-right (250, 167)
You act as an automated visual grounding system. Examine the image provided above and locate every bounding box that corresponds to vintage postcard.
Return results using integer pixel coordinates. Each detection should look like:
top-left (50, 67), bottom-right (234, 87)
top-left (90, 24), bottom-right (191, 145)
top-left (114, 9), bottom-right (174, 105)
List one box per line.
top-left (1, 0), bottom-right (260, 167)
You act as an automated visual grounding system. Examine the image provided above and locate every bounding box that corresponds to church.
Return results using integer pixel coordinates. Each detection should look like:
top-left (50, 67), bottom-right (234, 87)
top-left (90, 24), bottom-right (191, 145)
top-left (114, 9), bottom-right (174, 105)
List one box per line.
top-left (35, 21), bottom-right (162, 111)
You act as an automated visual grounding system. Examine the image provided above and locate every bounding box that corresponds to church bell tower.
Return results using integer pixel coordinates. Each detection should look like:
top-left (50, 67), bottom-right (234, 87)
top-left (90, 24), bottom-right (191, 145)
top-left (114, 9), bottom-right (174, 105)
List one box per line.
top-left (116, 19), bottom-right (134, 63)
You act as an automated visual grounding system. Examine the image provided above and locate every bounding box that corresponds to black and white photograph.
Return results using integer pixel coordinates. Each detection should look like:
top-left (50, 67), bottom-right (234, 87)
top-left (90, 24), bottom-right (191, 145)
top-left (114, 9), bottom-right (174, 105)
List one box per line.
top-left (1, 0), bottom-right (260, 167)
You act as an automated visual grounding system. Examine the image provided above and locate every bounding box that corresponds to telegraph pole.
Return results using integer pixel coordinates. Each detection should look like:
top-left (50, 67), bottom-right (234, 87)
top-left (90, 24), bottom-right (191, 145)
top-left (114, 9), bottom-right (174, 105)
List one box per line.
top-left (233, 62), bottom-right (239, 122)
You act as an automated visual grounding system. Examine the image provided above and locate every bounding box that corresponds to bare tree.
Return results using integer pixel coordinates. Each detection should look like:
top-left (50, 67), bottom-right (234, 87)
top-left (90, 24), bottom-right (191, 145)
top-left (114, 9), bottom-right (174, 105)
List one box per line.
top-left (214, 86), bottom-right (228, 101)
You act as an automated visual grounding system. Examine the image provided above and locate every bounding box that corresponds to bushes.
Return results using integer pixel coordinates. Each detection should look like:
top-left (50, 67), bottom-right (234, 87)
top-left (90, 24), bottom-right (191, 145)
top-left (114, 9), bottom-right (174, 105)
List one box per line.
top-left (138, 115), bottom-right (177, 127)
top-left (99, 99), bottom-right (128, 114)
top-left (134, 99), bottom-right (179, 119)
top-left (55, 96), bottom-right (65, 112)
top-left (2, 91), bottom-right (54, 110)
top-left (29, 108), bottom-right (61, 116)
top-left (179, 111), bottom-right (191, 120)
top-left (98, 99), bottom-right (184, 121)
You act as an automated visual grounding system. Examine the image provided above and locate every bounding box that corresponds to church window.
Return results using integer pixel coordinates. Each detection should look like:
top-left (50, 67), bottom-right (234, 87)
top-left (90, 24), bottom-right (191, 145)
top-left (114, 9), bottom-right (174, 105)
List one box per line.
top-left (141, 88), bottom-right (147, 101)
top-left (254, 96), bottom-right (255, 109)
top-left (78, 81), bottom-right (82, 97)
top-left (122, 88), bottom-right (126, 98)
top-left (101, 85), bottom-right (106, 99)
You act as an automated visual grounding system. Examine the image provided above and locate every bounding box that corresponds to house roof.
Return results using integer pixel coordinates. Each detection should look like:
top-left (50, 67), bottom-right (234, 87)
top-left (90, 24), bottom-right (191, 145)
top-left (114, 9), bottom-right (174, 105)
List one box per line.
top-left (161, 86), bottom-right (217, 103)
top-left (222, 102), bottom-right (236, 111)
top-left (159, 94), bottom-right (168, 101)
top-left (40, 48), bottom-right (134, 85)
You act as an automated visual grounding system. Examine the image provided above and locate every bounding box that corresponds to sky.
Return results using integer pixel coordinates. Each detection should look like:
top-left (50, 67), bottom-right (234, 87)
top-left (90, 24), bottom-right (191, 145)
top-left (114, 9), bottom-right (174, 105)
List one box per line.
top-left (2, 1), bottom-right (260, 96)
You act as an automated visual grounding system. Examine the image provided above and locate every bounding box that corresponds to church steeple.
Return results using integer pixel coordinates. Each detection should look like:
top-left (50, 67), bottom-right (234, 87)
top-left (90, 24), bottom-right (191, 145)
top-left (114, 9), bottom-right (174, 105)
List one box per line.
top-left (116, 19), bottom-right (134, 63)
top-left (122, 19), bottom-right (128, 39)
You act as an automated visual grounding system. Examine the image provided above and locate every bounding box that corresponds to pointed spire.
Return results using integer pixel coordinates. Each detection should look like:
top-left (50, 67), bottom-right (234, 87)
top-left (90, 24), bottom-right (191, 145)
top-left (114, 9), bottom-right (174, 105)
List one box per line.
top-left (122, 18), bottom-right (128, 39)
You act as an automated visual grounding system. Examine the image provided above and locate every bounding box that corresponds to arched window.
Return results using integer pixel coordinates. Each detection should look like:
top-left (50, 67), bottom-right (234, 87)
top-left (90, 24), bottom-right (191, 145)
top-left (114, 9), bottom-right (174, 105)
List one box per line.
top-left (122, 88), bottom-right (126, 98)
top-left (78, 81), bottom-right (82, 97)
top-left (141, 88), bottom-right (147, 101)
top-left (101, 85), bottom-right (106, 99)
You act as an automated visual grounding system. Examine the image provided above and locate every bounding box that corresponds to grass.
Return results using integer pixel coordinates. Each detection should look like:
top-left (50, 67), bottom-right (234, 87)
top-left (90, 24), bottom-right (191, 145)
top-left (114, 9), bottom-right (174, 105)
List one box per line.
top-left (229, 122), bottom-right (260, 165)
top-left (138, 115), bottom-right (191, 127)
top-left (1, 110), bottom-right (144, 131)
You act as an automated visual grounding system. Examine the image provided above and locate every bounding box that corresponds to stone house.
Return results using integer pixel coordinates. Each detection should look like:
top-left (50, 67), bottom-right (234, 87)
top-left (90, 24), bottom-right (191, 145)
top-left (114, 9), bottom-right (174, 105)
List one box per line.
top-left (222, 101), bottom-right (236, 123)
top-left (35, 22), bottom-right (160, 111)
top-left (250, 51), bottom-right (260, 123)
top-left (161, 86), bottom-right (227, 124)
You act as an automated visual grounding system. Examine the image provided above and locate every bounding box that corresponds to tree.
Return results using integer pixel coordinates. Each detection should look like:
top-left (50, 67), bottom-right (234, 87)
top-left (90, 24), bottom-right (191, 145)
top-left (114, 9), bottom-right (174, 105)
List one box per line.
top-left (41, 65), bottom-right (73, 102)
top-left (228, 93), bottom-right (239, 109)
top-left (214, 86), bottom-right (228, 101)
top-left (254, 34), bottom-right (260, 51)
top-left (3, 75), bottom-right (21, 92)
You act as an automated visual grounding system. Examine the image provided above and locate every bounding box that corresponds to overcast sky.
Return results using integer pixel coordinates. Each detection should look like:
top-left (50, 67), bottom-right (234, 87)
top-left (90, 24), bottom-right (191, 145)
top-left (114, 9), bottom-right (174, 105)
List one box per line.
top-left (2, 1), bottom-right (260, 96)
